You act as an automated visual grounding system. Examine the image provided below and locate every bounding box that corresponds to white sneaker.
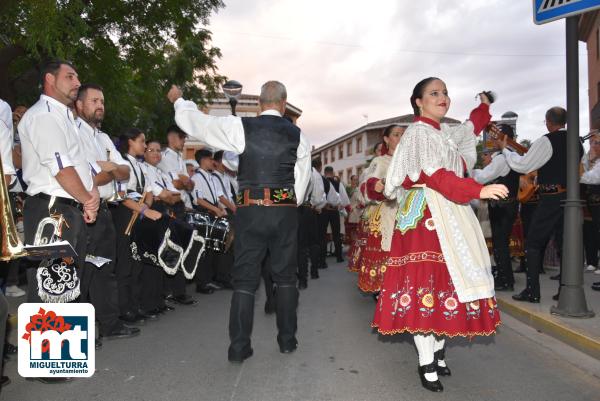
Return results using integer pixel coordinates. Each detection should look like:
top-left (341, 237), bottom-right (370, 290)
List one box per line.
top-left (5, 285), bottom-right (25, 297)
top-left (586, 265), bottom-right (597, 272)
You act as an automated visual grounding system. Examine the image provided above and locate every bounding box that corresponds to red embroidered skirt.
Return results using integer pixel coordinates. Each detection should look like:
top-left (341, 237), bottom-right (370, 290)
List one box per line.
top-left (348, 218), bottom-right (369, 273)
top-left (357, 230), bottom-right (388, 293)
top-left (372, 207), bottom-right (501, 338)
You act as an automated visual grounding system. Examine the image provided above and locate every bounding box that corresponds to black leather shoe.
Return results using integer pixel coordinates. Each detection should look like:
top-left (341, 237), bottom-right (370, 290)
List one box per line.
top-left (228, 347), bottom-right (254, 363)
top-left (158, 304), bottom-right (175, 312)
top-left (336, 257), bottom-right (344, 263)
top-left (119, 311), bottom-right (145, 326)
top-left (550, 274), bottom-right (561, 281)
top-left (104, 325), bottom-right (141, 340)
top-left (434, 349), bottom-right (451, 376)
top-left (512, 290), bottom-right (540, 303)
top-left (95, 338), bottom-right (103, 349)
top-left (279, 342), bottom-right (298, 354)
top-left (591, 282), bottom-right (600, 291)
top-left (418, 363), bottom-right (443, 392)
top-left (196, 285), bottom-right (215, 294)
top-left (298, 280), bottom-right (308, 290)
top-left (137, 310), bottom-right (159, 320)
top-left (494, 282), bottom-right (514, 292)
top-left (168, 294), bottom-right (196, 305)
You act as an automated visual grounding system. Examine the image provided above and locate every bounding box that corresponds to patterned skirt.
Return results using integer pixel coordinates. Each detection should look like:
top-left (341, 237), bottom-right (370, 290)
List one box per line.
top-left (348, 218), bottom-right (369, 273)
top-left (357, 230), bottom-right (388, 293)
top-left (372, 192), bottom-right (501, 338)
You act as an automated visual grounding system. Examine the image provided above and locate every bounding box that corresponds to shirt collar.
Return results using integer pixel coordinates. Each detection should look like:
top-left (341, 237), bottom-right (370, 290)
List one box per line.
top-left (414, 116), bottom-right (441, 130)
top-left (41, 94), bottom-right (76, 122)
top-left (260, 109), bottom-right (282, 117)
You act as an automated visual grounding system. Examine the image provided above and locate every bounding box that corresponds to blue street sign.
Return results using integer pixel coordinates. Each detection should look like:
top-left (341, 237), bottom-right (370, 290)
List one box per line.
top-left (533, 0), bottom-right (600, 24)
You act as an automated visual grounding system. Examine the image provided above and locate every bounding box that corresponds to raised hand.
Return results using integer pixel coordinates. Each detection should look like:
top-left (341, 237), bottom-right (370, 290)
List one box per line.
top-left (167, 85), bottom-right (183, 104)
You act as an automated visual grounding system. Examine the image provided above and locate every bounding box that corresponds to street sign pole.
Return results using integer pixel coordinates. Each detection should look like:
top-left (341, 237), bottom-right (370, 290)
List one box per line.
top-left (550, 16), bottom-right (594, 318)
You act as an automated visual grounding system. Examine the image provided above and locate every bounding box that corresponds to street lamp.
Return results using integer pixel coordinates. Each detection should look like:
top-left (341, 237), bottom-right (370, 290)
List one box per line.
top-left (223, 80), bottom-right (243, 116)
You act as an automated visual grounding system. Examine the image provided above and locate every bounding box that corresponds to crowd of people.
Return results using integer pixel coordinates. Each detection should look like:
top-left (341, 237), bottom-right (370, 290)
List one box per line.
top-left (1, 60), bottom-right (599, 393)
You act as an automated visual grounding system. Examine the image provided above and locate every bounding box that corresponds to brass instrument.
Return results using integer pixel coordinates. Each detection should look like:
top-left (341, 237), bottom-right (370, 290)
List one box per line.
top-left (105, 149), bottom-right (125, 203)
top-left (125, 191), bottom-right (149, 236)
top-left (33, 214), bottom-right (67, 246)
top-left (0, 154), bottom-right (27, 261)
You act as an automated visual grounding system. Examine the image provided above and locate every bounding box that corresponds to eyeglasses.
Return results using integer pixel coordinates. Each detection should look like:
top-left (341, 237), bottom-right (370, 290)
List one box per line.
top-left (146, 148), bottom-right (161, 153)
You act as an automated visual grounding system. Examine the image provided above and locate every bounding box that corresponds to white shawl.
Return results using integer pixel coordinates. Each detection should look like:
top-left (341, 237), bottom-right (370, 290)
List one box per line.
top-left (384, 121), bottom-right (494, 303)
top-left (364, 155), bottom-right (398, 251)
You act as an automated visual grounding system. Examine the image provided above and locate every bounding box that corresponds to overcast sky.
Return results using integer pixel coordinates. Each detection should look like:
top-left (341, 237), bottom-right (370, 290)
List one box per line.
top-left (208, 0), bottom-right (591, 148)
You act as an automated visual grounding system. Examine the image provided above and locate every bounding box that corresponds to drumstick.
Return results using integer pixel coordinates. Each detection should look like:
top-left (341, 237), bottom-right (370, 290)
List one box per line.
top-left (125, 191), bottom-right (148, 236)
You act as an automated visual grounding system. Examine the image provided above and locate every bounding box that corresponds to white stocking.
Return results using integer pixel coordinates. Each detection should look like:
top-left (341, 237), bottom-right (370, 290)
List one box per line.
top-left (414, 334), bottom-right (437, 382)
top-left (434, 338), bottom-right (446, 367)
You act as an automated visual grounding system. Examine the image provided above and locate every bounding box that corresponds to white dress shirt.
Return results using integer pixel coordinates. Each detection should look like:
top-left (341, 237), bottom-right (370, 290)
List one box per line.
top-left (123, 154), bottom-right (150, 199)
top-left (337, 182), bottom-right (351, 208)
top-left (502, 136), bottom-right (552, 174)
top-left (77, 119), bottom-right (129, 200)
top-left (19, 95), bottom-right (93, 198)
top-left (144, 162), bottom-right (178, 196)
top-left (581, 153), bottom-right (600, 185)
top-left (212, 170), bottom-right (234, 204)
top-left (157, 146), bottom-right (192, 208)
top-left (191, 169), bottom-right (223, 206)
top-left (309, 168), bottom-right (327, 210)
top-left (0, 99), bottom-right (15, 176)
top-left (174, 99), bottom-right (311, 205)
top-left (324, 177), bottom-right (341, 207)
top-left (472, 152), bottom-right (511, 184)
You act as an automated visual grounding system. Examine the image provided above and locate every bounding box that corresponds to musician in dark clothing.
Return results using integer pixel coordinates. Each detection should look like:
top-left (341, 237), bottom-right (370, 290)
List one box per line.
top-left (472, 124), bottom-right (521, 291)
top-left (169, 81), bottom-right (311, 362)
top-left (500, 107), bottom-right (583, 303)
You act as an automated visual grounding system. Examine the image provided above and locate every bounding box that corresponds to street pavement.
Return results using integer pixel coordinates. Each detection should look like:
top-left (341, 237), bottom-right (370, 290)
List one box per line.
top-left (3, 258), bottom-right (600, 401)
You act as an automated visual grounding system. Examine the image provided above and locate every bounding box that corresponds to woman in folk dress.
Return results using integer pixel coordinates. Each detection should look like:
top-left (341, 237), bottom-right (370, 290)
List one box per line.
top-left (371, 77), bottom-right (508, 392)
top-left (357, 125), bottom-right (405, 294)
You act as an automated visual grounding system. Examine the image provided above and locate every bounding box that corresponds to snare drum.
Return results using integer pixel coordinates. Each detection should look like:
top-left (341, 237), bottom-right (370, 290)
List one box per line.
top-left (186, 212), bottom-right (233, 253)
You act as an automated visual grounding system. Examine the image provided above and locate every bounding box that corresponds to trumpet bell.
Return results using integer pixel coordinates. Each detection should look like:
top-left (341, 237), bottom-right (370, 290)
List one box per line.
top-left (0, 156), bottom-right (27, 261)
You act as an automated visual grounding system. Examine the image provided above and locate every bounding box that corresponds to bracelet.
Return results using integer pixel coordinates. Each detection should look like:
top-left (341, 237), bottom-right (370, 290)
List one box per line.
top-left (139, 205), bottom-right (148, 220)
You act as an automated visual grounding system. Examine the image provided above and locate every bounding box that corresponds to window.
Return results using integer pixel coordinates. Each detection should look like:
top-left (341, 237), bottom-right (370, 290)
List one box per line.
top-left (347, 141), bottom-right (353, 156)
top-left (346, 168), bottom-right (353, 182)
top-left (331, 148), bottom-right (335, 162)
top-left (356, 166), bottom-right (363, 179)
top-left (338, 145), bottom-right (344, 159)
top-left (338, 171), bottom-right (344, 181)
top-left (323, 151), bottom-right (328, 164)
top-left (356, 137), bottom-right (363, 153)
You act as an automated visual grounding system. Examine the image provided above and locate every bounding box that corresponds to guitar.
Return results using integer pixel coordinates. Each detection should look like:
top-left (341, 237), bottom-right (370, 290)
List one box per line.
top-left (486, 124), bottom-right (528, 155)
top-left (518, 171), bottom-right (538, 203)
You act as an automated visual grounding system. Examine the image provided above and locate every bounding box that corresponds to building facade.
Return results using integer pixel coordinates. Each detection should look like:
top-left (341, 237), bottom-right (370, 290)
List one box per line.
top-left (311, 115), bottom-right (460, 184)
top-left (579, 10), bottom-right (600, 131)
top-left (183, 94), bottom-right (302, 159)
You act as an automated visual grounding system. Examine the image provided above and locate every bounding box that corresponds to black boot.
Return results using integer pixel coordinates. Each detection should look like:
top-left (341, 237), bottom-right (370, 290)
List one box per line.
top-left (275, 285), bottom-right (299, 353)
top-left (418, 362), bottom-right (443, 392)
top-left (228, 291), bottom-right (255, 363)
top-left (434, 348), bottom-right (451, 376)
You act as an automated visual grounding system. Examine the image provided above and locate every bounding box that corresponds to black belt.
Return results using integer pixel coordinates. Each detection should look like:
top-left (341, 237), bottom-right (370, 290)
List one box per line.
top-left (34, 193), bottom-right (83, 211)
top-left (538, 184), bottom-right (566, 194)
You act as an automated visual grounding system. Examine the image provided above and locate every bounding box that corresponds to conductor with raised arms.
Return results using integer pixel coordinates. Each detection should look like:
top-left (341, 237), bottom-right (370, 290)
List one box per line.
top-left (167, 81), bottom-right (311, 362)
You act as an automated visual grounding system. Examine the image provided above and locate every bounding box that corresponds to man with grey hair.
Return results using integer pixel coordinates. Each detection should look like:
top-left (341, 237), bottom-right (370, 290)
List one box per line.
top-left (167, 81), bottom-right (311, 363)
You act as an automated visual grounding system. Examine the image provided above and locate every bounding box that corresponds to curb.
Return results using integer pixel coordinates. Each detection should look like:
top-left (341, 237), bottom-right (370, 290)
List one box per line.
top-left (498, 298), bottom-right (600, 360)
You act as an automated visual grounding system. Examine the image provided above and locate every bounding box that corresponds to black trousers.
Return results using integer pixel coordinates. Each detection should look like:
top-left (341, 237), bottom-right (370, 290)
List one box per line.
top-left (156, 201), bottom-right (189, 298)
top-left (110, 203), bottom-right (143, 315)
top-left (319, 209), bottom-right (342, 263)
top-left (298, 205), bottom-right (320, 281)
top-left (79, 205), bottom-right (121, 335)
top-left (140, 262), bottom-right (164, 312)
top-left (489, 201), bottom-right (518, 286)
top-left (195, 249), bottom-right (218, 287)
top-left (0, 292), bottom-right (7, 376)
top-left (524, 193), bottom-right (565, 297)
top-left (24, 196), bottom-right (88, 303)
top-left (585, 204), bottom-right (600, 267)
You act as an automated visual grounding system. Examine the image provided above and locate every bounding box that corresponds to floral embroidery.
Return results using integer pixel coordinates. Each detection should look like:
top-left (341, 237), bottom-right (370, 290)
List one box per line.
top-left (380, 265), bottom-right (387, 274)
top-left (422, 293), bottom-right (434, 308)
top-left (396, 189), bottom-right (427, 233)
top-left (387, 251), bottom-right (445, 267)
top-left (273, 188), bottom-right (295, 203)
top-left (399, 293), bottom-right (411, 307)
top-left (444, 297), bottom-right (458, 311)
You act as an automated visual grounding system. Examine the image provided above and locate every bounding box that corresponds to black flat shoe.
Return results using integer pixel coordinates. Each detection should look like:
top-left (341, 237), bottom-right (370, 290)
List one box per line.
top-left (228, 347), bottom-right (254, 363)
top-left (310, 272), bottom-right (319, 279)
top-left (168, 295), bottom-right (196, 305)
top-left (434, 349), bottom-right (451, 376)
top-left (279, 341), bottom-right (298, 354)
top-left (264, 298), bottom-right (276, 315)
top-left (137, 310), bottom-right (159, 320)
top-left (104, 325), bottom-right (141, 340)
top-left (298, 281), bottom-right (308, 290)
top-left (119, 311), bottom-right (145, 326)
top-left (552, 293), bottom-right (559, 301)
top-left (512, 290), bottom-right (540, 303)
top-left (418, 363), bottom-right (443, 392)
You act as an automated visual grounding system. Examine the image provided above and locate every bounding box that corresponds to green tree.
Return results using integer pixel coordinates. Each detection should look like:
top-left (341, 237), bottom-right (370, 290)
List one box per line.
top-left (0, 0), bottom-right (226, 140)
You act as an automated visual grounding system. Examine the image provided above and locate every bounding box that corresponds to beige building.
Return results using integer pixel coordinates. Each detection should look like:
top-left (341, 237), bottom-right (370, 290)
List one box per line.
top-left (183, 94), bottom-right (302, 159)
top-left (579, 10), bottom-right (600, 131)
top-left (311, 115), bottom-right (460, 184)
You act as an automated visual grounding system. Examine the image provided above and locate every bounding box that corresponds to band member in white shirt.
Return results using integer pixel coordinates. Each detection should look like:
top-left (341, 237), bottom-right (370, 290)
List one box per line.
top-left (20, 60), bottom-right (99, 312)
top-left (75, 83), bottom-right (139, 341)
top-left (157, 125), bottom-right (194, 209)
